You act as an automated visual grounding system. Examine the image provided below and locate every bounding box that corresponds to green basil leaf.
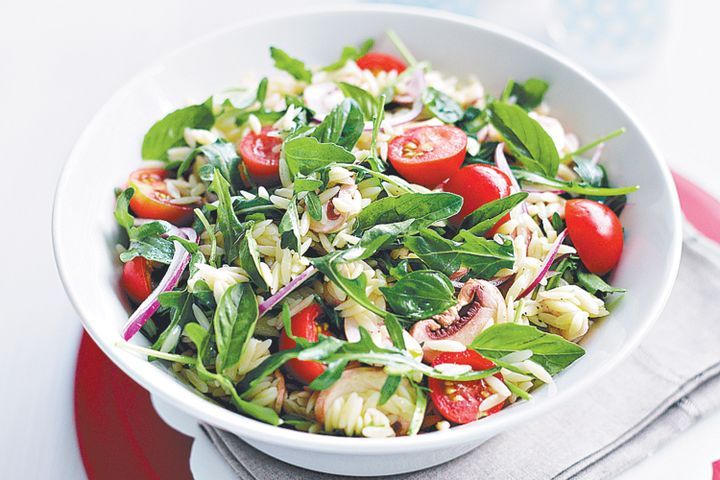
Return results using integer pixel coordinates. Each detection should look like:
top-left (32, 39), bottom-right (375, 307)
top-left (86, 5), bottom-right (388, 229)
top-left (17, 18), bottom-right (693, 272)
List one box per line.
top-left (405, 229), bottom-right (514, 279)
top-left (323, 38), bottom-right (374, 71)
top-left (214, 283), bottom-right (259, 372)
top-left (294, 178), bottom-right (324, 193)
top-left (120, 234), bottom-right (175, 264)
top-left (305, 191), bottom-right (323, 221)
top-left (380, 270), bottom-right (455, 320)
top-left (459, 192), bottom-right (528, 237)
top-left (311, 98), bottom-right (364, 150)
top-left (142, 104), bottom-right (214, 160)
top-left (465, 141), bottom-right (499, 165)
top-left (422, 86), bottom-right (463, 123)
top-left (507, 78), bottom-right (549, 111)
top-left (488, 102), bottom-right (560, 178)
top-left (238, 227), bottom-right (268, 291)
top-left (355, 192), bottom-right (463, 234)
top-left (358, 219), bottom-right (415, 251)
top-left (269, 47), bottom-right (312, 83)
top-left (576, 271), bottom-right (626, 296)
top-left (114, 188), bottom-right (135, 232)
top-left (208, 171), bottom-right (245, 263)
top-left (337, 82), bottom-right (378, 119)
top-left (283, 137), bottom-right (355, 177)
top-left (470, 323), bottom-right (585, 375)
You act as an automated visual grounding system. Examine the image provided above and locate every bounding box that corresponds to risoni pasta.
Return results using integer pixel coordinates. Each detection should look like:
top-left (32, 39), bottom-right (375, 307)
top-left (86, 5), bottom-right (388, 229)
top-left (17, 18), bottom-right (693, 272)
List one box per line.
top-left (114, 31), bottom-right (637, 437)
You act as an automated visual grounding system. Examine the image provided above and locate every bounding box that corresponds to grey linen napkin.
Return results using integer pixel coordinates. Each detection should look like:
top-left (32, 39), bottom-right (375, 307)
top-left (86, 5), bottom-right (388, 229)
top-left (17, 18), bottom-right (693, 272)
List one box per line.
top-left (202, 230), bottom-right (720, 479)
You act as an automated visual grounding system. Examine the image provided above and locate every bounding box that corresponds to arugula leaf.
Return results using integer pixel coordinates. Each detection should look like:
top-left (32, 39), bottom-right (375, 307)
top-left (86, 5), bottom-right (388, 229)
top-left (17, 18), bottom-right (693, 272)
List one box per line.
top-left (114, 188), bottom-right (135, 232)
top-left (380, 270), bottom-right (455, 319)
top-left (505, 78), bottom-right (549, 111)
top-left (283, 137), bottom-right (355, 177)
top-left (152, 290), bottom-right (194, 352)
top-left (311, 98), bottom-right (364, 150)
top-left (355, 192), bottom-right (462, 234)
top-left (294, 178), bottom-right (324, 193)
top-left (565, 127), bottom-right (626, 160)
top-left (308, 359), bottom-right (350, 390)
top-left (183, 323), bottom-right (281, 425)
top-left (238, 227), bottom-right (268, 291)
top-left (359, 219), bottom-right (415, 251)
top-left (456, 106), bottom-right (487, 135)
top-left (269, 47), bottom-right (312, 83)
top-left (405, 229), bottom-right (514, 279)
top-left (488, 102), bottom-right (560, 178)
top-left (324, 38), bottom-right (374, 71)
top-left (459, 192), bottom-right (529, 237)
top-left (278, 196), bottom-right (302, 252)
top-left (512, 169), bottom-right (639, 197)
top-left (576, 271), bottom-right (626, 296)
top-left (119, 219), bottom-right (176, 264)
top-left (182, 140), bottom-right (242, 190)
top-left (305, 191), bottom-right (322, 221)
top-left (255, 77), bottom-right (268, 106)
top-left (208, 171), bottom-right (245, 263)
top-left (337, 82), bottom-right (378, 120)
top-left (423, 87), bottom-right (463, 123)
top-left (470, 323), bottom-right (585, 375)
top-left (214, 283), bottom-right (259, 372)
top-left (378, 374), bottom-right (402, 406)
top-left (546, 255), bottom-right (579, 290)
top-left (142, 104), bottom-right (214, 160)
top-left (241, 327), bottom-right (501, 392)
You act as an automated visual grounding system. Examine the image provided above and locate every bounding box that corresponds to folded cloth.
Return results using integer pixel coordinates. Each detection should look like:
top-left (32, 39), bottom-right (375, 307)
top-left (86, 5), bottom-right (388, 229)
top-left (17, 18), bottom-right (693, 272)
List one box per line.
top-left (202, 229), bottom-right (720, 480)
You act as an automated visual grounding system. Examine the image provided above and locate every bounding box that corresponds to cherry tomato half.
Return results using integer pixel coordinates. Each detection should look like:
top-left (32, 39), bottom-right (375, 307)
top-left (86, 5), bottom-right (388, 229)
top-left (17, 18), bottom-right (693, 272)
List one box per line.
top-left (278, 303), bottom-right (328, 385)
top-left (388, 125), bottom-right (467, 188)
top-left (428, 350), bottom-right (505, 424)
top-left (356, 52), bottom-right (407, 74)
top-left (565, 199), bottom-right (624, 275)
top-left (443, 164), bottom-right (513, 231)
top-left (127, 168), bottom-right (198, 226)
top-left (238, 126), bottom-right (283, 186)
top-left (121, 257), bottom-right (153, 303)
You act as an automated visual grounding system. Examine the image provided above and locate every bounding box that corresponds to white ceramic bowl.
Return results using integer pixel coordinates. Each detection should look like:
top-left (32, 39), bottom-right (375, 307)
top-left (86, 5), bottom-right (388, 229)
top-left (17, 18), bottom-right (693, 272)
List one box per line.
top-left (53, 5), bottom-right (682, 476)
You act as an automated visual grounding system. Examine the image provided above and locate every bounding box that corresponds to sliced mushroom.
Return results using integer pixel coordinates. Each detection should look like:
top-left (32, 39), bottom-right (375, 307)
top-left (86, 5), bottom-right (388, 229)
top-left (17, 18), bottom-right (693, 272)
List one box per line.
top-left (315, 367), bottom-right (415, 435)
top-left (273, 370), bottom-right (287, 413)
top-left (410, 279), bottom-right (505, 362)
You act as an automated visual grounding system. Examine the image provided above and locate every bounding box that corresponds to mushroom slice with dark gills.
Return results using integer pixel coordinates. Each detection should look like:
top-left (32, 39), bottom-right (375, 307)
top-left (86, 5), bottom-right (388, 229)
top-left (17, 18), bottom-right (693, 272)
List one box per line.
top-left (309, 184), bottom-right (360, 234)
top-left (410, 279), bottom-right (505, 362)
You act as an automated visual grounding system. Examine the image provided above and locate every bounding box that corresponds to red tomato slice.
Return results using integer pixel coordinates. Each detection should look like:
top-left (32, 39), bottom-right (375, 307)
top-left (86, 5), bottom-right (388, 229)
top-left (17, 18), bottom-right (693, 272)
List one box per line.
top-left (388, 125), bottom-right (467, 187)
top-left (565, 199), bottom-right (624, 275)
top-left (278, 303), bottom-right (328, 385)
top-left (127, 168), bottom-right (198, 226)
top-left (428, 350), bottom-right (505, 424)
top-left (443, 164), bottom-right (513, 232)
top-left (356, 52), bottom-right (407, 74)
top-left (121, 257), bottom-right (153, 303)
top-left (238, 126), bottom-right (283, 186)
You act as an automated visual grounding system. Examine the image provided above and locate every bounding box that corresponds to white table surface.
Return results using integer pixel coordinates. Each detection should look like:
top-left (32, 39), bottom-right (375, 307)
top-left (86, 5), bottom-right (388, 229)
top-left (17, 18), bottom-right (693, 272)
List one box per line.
top-left (1, 0), bottom-right (717, 478)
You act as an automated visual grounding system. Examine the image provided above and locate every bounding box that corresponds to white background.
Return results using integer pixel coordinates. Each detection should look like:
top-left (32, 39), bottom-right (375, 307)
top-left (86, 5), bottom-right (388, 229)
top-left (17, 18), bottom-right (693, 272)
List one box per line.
top-left (1, 0), bottom-right (718, 478)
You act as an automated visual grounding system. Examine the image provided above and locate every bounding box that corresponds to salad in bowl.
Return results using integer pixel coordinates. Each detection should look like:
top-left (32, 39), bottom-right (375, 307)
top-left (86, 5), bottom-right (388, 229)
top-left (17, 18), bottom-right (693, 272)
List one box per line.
top-left (114, 32), bottom-right (637, 439)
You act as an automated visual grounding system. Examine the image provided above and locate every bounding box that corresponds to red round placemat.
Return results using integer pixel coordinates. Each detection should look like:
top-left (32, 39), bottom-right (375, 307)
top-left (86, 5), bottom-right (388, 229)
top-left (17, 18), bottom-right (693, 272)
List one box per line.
top-left (74, 173), bottom-right (720, 480)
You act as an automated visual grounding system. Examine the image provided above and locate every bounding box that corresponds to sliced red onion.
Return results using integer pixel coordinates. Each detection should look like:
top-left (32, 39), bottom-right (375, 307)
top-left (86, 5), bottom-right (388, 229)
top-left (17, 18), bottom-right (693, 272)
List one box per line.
top-left (517, 229), bottom-right (568, 299)
top-left (258, 266), bottom-right (318, 317)
top-left (121, 226), bottom-right (198, 341)
top-left (495, 143), bottom-right (528, 215)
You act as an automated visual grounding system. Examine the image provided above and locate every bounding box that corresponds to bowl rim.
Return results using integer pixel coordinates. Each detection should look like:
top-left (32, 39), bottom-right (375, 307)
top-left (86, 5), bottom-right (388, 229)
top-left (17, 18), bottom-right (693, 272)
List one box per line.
top-left (52, 3), bottom-right (683, 454)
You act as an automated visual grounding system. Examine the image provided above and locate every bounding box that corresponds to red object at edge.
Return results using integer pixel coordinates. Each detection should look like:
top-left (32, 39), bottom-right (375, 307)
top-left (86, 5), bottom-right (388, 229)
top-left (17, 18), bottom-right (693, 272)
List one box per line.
top-left (74, 173), bottom-right (720, 480)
